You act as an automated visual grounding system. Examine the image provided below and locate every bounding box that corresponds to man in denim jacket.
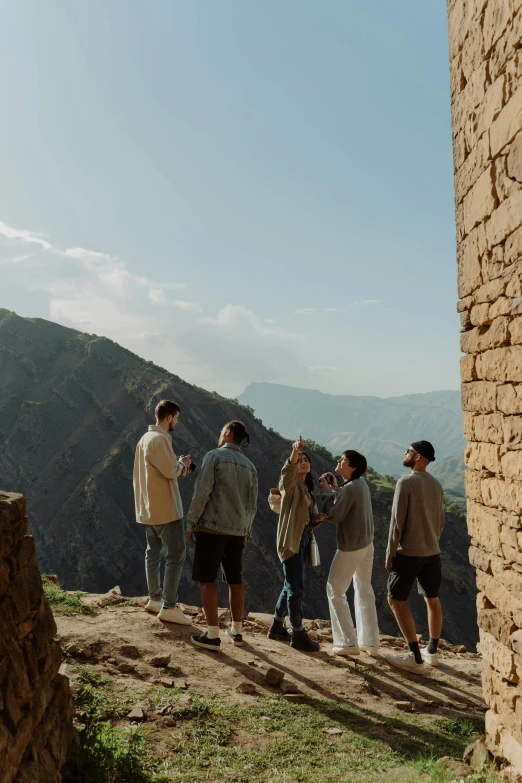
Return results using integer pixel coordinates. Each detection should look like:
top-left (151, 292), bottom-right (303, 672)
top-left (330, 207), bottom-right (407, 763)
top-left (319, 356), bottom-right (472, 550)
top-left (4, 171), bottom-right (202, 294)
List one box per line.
top-left (187, 420), bottom-right (258, 652)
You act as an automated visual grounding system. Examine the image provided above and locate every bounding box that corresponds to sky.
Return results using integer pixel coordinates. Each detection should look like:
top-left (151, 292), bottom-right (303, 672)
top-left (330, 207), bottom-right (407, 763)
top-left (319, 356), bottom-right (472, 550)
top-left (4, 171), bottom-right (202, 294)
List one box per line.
top-left (0, 0), bottom-right (460, 399)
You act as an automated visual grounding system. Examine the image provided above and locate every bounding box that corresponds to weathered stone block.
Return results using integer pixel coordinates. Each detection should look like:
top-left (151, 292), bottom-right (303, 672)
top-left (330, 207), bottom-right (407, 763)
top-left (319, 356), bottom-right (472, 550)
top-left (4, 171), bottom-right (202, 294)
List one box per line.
top-left (489, 297), bottom-right (514, 319)
top-left (467, 499), bottom-right (502, 551)
top-left (476, 346), bottom-right (522, 382)
top-left (482, 477), bottom-right (522, 514)
top-left (502, 450), bottom-right (522, 479)
top-left (474, 412), bottom-right (504, 443)
top-left (479, 608), bottom-right (517, 646)
top-left (458, 224), bottom-right (485, 296)
top-left (470, 301), bottom-right (491, 325)
top-left (461, 316), bottom-right (509, 353)
top-left (461, 353), bottom-right (477, 381)
top-left (462, 380), bottom-right (498, 411)
top-left (463, 164), bottom-right (497, 235)
top-left (465, 469), bottom-right (484, 502)
top-left (465, 441), bottom-right (501, 473)
top-left (470, 544), bottom-right (492, 573)
top-left (479, 629), bottom-right (517, 679)
top-left (486, 191), bottom-right (522, 248)
top-left (498, 383), bottom-right (522, 413)
top-left (506, 225), bottom-right (522, 265)
top-left (483, 0), bottom-right (512, 53)
top-left (507, 130), bottom-right (522, 184)
top-left (463, 411), bottom-right (476, 439)
top-left (503, 415), bottom-right (522, 449)
top-left (490, 83), bottom-right (522, 158)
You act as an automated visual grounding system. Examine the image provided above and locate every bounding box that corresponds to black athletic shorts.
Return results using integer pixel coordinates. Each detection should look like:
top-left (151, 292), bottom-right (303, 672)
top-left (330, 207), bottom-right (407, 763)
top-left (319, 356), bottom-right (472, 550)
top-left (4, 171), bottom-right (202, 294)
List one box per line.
top-left (387, 553), bottom-right (441, 601)
top-left (192, 531), bottom-right (245, 584)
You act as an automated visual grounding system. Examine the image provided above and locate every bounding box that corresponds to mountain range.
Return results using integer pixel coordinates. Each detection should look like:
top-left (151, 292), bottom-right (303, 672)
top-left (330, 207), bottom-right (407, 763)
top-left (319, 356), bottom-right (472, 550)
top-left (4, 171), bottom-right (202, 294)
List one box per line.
top-left (238, 382), bottom-right (465, 490)
top-left (0, 309), bottom-right (476, 646)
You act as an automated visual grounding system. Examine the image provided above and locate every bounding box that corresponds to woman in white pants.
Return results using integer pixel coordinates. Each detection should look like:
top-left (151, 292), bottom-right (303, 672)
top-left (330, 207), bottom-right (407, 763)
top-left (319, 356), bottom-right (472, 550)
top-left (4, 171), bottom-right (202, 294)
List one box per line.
top-left (319, 451), bottom-right (380, 657)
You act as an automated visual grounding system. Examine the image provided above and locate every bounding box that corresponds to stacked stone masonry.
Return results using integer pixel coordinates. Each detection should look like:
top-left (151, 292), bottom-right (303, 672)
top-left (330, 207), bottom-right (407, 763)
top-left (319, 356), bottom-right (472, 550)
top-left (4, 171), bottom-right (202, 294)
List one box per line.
top-left (0, 491), bottom-right (74, 783)
top-left (448, 0), bottom-right (522, 776)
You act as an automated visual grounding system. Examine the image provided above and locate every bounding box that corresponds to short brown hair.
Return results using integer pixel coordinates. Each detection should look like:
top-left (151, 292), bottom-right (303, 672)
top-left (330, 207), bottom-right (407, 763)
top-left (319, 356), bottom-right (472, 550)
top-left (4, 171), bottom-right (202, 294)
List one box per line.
top-left (155, 399), bottom-right (180, 421)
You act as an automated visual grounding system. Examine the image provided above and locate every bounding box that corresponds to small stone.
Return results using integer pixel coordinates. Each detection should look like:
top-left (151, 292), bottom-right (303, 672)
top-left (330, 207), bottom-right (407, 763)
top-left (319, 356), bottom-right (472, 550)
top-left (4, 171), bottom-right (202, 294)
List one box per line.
top-left (260, 716), bottom-right (271, 721)
top-left (106, 657), bottom-right (117, 665)
top-left (174, 679), bottom-right (188, 690)
top-left (119, 645), bottom-right (141, 659)
top-left (164, 716), bottom-right (176, 727)
top-left (65, 644), bottom-right (81, 656)
top-left (456, 645), bottom-right (467, 653)
top-left (160, 678), bottom-right (174, 688)
top-left (247, 660), bottom-right (257, 666)
top-left (82, 647), bottom-right (93, 658)
top-left (284, 694), bottom-right (305, 703)
top-left (463, 736), bottom-right (492, 771)
top-left (178, 694), bottom-right (191, 705)
top-left (150, 653), bottom-right (171, 667)
top-left (279, 681), bottom-right (299, 694)
top-left (393, 701), bottom-right (416, 712)
top-left (127, 706), bottom-right (145, 721)
top-left (323, 727), bottom-right (342, 735)
top-left (265, 667), bottom-right (284, 687)
top-left (236, 681), bottom-right (257, 694)
top-left (117, 663), bottom-right (134, 673)
top-left (156, 705), bottom-right (170, 715)
top-left (69, 682), bottom-right (83, 696)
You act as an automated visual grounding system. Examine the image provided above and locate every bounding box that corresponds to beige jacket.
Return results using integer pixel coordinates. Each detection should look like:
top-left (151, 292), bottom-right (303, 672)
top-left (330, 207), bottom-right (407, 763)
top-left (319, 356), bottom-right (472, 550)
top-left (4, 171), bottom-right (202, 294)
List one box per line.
top-left (133, 425), bottom-right (187, 526)
top-left (273, 460), bottom-right (316, 562)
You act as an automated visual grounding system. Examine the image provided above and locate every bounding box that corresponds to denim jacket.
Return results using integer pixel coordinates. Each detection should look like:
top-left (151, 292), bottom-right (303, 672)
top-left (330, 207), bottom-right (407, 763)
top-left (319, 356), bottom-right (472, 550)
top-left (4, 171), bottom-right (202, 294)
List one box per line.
top-left (187, 444), bottom-right (258, 537)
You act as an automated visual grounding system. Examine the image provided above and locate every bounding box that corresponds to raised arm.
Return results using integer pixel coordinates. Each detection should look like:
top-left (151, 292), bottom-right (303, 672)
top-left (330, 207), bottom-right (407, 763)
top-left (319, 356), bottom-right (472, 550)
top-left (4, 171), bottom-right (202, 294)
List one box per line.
top-left (280, 437), bottom-right (303, 492)
top-left (386, 477), bottom-right (409, 567)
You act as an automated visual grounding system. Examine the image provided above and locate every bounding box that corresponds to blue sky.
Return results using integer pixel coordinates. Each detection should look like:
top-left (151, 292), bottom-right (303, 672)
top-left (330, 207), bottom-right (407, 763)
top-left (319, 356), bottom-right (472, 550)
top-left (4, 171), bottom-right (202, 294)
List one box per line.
top-left (0, 0), bottom-right (459, 398)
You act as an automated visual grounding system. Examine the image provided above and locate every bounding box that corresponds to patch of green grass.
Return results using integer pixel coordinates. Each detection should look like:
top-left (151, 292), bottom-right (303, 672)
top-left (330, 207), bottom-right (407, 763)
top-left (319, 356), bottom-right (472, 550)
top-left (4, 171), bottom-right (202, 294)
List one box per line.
top-left (42, 576), bottom-right (91, 616)
top-left (436, 716), bottom-right (481, 739)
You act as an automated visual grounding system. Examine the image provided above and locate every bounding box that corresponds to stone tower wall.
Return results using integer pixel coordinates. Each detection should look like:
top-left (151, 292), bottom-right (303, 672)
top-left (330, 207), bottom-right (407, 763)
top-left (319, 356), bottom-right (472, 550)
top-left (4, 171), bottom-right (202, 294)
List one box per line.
top-left (0, 491), bottom-right (74, 783)
top-left (448, 0), bottom-right (522, 775)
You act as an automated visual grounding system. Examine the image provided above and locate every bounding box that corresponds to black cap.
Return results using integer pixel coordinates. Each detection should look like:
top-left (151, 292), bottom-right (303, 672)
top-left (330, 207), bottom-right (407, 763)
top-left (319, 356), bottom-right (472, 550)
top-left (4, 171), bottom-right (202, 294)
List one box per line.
top-left (411, 440), bottom-right (436, 462)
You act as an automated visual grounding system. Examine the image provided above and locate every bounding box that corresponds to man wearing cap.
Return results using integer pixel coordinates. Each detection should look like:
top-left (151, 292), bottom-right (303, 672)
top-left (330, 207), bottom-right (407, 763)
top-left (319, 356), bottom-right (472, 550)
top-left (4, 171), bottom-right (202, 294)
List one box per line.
top-left (384, 440), bottom-right (445, 675)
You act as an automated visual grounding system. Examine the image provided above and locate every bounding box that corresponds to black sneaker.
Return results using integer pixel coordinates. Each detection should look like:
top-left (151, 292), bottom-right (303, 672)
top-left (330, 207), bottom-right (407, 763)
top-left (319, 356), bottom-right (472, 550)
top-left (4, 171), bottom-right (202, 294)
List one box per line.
top-left (267, 620), bottom-right (292, 642)
top-left (290, 629), bottom-right (320, 652)
top-left (191, 632), bottom-right (221, 651)
top-left (226, 628), bottom-right (243, 647)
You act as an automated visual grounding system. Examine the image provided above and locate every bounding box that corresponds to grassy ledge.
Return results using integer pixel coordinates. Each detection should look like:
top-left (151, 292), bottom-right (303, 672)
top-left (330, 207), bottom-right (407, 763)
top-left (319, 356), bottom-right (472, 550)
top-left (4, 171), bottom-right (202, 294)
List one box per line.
top-left (42, 575), bottom-right (92, 616)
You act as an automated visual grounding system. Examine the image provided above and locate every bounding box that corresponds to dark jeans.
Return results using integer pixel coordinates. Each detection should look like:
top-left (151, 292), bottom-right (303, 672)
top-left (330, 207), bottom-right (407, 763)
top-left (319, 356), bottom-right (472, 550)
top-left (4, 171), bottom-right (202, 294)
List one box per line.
top-left (274, 528), bottom-right (311, 631)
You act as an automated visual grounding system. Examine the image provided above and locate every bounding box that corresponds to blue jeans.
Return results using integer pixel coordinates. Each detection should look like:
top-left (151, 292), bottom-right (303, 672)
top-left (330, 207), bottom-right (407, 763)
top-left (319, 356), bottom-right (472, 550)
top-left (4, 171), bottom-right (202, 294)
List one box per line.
top-left (274, 528), bottom-right (311, 631)
top-left (145, 520), bottom-right (186, 609)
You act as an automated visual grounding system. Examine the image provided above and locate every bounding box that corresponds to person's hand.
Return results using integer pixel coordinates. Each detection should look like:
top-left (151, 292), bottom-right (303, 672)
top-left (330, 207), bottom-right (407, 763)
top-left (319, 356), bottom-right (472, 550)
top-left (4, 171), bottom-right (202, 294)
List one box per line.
top-left (188, 530), bottom-right (195, 545)
top-left (385, 555), bottom-right (394, 573)
top-left (313, 513), bottom-right (327, 525)
top-left (290, 435), bottom-right (303, 463)
top-left (180, 455), bottom-right (191, 469)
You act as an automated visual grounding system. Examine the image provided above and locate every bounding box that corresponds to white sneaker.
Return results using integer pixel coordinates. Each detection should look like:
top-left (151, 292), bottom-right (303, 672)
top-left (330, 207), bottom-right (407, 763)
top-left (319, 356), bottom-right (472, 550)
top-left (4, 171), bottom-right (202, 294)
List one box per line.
top-left (332, 645), bottom-right (361, 657)
top-left (360, 646), bottom-right (380, 657)
top-left (385, 652), bottom-right (427, 676)
top-left (157, 605), bottom-right (193, 625)
top-left (144, 599), bottom-right (162, 614)
top-left (421, 647), bottom-right (440, 666)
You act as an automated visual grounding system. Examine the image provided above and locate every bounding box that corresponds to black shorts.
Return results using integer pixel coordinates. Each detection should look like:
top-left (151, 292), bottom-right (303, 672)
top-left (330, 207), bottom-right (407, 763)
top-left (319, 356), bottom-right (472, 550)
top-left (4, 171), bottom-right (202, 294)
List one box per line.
top-left (387, 553), bottom-right (441, 601)
top-left (192, 531), bottom-right (245, 584)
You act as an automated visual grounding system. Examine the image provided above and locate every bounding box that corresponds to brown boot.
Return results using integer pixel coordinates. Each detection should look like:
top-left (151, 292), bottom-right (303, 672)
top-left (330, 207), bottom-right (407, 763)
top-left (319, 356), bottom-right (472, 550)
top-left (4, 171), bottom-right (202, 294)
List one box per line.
top-left (290, 628), bottom-right (320, 652)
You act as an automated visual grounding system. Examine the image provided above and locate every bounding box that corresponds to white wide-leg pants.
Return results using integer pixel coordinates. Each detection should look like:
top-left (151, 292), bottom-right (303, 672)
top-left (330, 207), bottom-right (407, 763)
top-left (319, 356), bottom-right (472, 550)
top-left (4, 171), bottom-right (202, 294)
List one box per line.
top-left (326, 543), bottom-right (380, 648)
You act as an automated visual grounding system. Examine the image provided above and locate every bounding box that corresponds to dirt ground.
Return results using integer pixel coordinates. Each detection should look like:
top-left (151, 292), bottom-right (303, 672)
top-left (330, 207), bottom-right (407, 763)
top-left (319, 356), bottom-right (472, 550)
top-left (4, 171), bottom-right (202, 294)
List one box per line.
top-left (56, 593), bottom-right (486, 725)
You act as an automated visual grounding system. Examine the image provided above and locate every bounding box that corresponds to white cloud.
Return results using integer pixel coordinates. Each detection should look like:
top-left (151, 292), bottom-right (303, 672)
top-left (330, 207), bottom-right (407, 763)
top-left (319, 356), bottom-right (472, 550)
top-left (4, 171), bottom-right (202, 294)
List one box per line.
top-left (149, 288), bottom-right (167, 304)
top-left (296, 307), bottom-right (316, 314)
top-left (0, 220), bottom-right (52, 250)
top-left (308, 364), bottom-right (340, 372)
top-left (173, 300), bottom-right (203, 313)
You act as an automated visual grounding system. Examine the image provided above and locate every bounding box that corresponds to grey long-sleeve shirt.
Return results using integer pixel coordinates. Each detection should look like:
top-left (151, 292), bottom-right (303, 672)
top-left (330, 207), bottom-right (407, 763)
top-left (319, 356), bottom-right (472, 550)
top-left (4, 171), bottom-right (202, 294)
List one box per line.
top-left (386, 471), bottom-right (445, 559)
top-left (321, 477), bottom-right (374, 552)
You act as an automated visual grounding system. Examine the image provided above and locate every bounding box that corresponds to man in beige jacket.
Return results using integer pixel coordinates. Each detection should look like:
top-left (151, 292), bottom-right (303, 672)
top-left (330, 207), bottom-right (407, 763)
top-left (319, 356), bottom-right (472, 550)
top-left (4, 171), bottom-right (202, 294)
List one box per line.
top-left (133, 399), bottom-right (193, 624)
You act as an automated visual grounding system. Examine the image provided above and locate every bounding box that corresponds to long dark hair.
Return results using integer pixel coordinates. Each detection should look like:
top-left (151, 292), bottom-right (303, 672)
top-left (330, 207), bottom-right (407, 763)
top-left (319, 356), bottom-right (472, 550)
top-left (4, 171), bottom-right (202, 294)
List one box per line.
top-left (299, 451), bottom-right (315, 494)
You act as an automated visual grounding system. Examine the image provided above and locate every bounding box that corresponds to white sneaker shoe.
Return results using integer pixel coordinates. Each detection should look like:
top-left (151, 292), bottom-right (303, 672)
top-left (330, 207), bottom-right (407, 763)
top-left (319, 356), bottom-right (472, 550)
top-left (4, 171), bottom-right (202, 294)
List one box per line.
top-left (144, 599), bottom-right (162, 614)
top-left (332, 644), bottom-right (361, 657)
top-left (360, 646), bottom-right (380, 657)
top-left (157, 605), bottom-right (193, 625)
top-left (421, 647), bottom-right (440, 666)
top-left (385, 652), bottom-right (427, 675)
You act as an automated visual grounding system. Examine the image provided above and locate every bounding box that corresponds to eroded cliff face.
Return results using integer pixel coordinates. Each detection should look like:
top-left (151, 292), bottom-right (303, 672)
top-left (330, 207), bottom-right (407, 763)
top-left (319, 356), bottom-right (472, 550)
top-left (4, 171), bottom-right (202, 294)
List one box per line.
top-left (0, 491), bottom-right (74, 783)
top-left (448, 0), bottom-right (522, 775)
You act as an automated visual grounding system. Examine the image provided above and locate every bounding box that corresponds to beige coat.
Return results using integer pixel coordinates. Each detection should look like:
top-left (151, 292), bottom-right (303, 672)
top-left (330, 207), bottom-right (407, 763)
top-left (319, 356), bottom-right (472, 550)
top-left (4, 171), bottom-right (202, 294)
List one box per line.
top-left (133, 425), bottom-right (187, 526)
top-left (273, 460), bottom-right (316, 562)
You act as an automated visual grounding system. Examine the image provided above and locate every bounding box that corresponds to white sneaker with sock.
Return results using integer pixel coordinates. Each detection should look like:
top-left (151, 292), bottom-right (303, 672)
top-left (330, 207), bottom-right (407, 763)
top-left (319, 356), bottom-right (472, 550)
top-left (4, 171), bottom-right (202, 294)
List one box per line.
top-left (332, 644), bottom-right (360, 657)
top-left (421, 647), bottom-right (440, 666)
top-left (385, 651), bottom-right (427, 675)
top-left (360, 645), bottom-right (380, 657)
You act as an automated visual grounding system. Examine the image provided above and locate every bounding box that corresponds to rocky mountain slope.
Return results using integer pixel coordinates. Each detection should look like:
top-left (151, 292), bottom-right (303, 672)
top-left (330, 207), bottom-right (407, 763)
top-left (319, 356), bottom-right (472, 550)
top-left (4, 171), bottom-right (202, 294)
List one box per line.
top-left (238, 383), bottom-right (464, 479)
top-left (0, 309), bottom-right (477, 647)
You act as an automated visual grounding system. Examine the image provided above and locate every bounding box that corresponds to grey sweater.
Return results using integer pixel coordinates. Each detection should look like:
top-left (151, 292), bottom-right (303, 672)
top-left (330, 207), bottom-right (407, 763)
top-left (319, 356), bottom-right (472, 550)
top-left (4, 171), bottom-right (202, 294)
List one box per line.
top-left (321, 477), bottom-right (374, 552)
top-left (386, 471), bottom-right (445, 559)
